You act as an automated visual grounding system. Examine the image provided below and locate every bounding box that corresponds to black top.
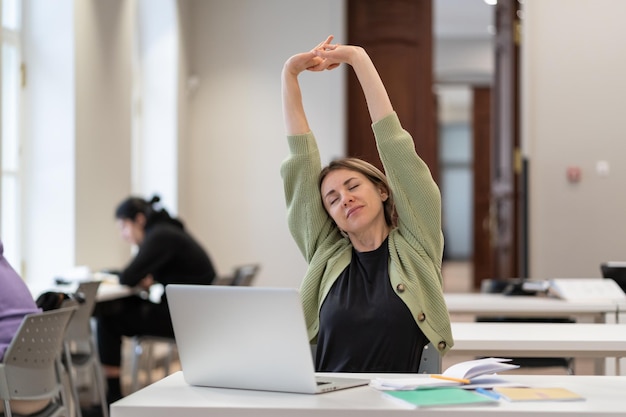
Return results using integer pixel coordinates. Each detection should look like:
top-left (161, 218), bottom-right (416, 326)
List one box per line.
top-left (316, 238), bottom-right (426, 372)
top-left (120, 219), bottom-right (216, 302)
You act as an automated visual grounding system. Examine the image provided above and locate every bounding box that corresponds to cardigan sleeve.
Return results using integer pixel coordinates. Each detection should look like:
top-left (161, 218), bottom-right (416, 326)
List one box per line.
top-left (373, 112), bottom-right (444, 267)
top-left (280, 132), bottom-right (341, 262)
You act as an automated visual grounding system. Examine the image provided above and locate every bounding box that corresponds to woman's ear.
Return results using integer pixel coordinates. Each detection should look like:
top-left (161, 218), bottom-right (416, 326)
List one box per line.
top-left (136, 212), bottom-right (147, 227)
top-left (379, 187), bottom-right (389, 202)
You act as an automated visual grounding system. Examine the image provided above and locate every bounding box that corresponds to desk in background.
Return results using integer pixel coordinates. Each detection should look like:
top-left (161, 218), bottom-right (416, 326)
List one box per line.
top-left (111, 371), bottom-right (626, 417)
top-left (451, 322), bottom-right (626, 375)
top-left (29, 277), bottom-right (137, 303)
top-left (444, 293), bottom-right (624, 324)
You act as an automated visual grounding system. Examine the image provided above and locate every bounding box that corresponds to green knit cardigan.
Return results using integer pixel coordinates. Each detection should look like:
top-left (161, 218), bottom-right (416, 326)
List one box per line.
top-left (280, 112), bottom-right (454, 356)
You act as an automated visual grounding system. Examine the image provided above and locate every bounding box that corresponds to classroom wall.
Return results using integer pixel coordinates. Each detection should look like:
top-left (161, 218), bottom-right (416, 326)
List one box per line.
top-left (179, 0), bottom-right (345, 286)
top-left (20, 0), bottom-right (626, 288)
top-left (74, 0), bottom-right (135, 273)
top-left (21, 0), bottom-right (133, 283)
top-left (523, 0), bottom-right (626, 279)
top-left (182, 0), bottom-right (626, 284)
top-left (21, 0), bottom-right (78, 281)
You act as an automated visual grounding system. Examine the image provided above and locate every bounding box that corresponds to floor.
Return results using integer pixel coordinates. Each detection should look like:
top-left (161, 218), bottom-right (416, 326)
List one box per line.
top-left (119, 260), bottom-right (593, 396)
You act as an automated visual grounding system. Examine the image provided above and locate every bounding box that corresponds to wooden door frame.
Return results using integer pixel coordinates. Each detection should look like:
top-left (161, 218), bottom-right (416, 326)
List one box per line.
top-left (472, 86), bottom-right (494, 289)
top-left (346, 0), bottom-right (438, 183)
top-left (346, 0), bottom-right (524, 291)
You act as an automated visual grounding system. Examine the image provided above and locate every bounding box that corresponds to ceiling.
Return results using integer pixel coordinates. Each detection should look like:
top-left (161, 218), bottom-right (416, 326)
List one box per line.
top-left (434, 0), bottom-right (495, 40)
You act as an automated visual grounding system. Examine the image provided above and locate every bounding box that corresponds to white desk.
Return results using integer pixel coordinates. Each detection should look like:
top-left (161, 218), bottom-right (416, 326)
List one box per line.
top-left (91, 280), bottom-right (136, 302)
top-left (111, 371), bottom-right (626, 417)
top-left (451, 322), bottom-right (626, 374)
top-left (444, 293), bottom-right (623, 324)
top-left (29, 279), bottom-right (136, 303)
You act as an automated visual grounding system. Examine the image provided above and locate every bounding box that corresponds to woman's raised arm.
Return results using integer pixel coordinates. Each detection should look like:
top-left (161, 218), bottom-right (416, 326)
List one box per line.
top-left (311, 37), bottom-right (394, 123)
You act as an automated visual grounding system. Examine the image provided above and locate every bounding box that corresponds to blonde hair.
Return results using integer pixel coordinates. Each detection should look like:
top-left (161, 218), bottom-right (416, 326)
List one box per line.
top-left (319, 158), bottom-right (397, 228)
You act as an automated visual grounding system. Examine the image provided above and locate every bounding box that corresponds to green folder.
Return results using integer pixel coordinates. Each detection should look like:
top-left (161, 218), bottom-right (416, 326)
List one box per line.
top-left (384, 387), bottom-right (499, 408)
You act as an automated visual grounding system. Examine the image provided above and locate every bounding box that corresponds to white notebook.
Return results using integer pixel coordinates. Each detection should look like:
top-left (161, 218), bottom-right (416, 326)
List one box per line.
top-left (165, 285), bottom-right (369, 394)
top-left (548, 278), bottom-right (626, 302)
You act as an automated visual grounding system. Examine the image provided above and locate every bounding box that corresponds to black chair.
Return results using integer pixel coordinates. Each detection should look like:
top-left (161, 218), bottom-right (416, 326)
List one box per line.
top-left (213, 264), bottom-right (260, 286)
top-left (600, 262), bottom-right (626, 294)
top-left (230, 264), bottom-right (260, 286)
top-left (476, 278), bottom-right (575, 374)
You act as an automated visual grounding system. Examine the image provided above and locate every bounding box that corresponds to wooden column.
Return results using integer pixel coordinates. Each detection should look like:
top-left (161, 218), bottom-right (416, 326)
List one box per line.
top-left (347, 0), bottom-right (438, 183)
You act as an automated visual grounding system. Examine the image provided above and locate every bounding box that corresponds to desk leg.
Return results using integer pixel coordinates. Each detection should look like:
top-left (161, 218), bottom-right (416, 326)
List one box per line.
top-left (600, 311), bottom-right (621, 375)
top-left (601, 358), bottom-right (626, 376)
top-left (615, 309), bottom-right (626, 375)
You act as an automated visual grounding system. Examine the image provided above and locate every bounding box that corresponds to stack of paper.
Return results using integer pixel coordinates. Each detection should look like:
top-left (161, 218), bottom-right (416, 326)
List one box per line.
top-left (373, 357), bottom-right (584, 408)
top-left (441, 357), bottom-right (520, 380)
top-left (371, 357), bottom-right (519, 391)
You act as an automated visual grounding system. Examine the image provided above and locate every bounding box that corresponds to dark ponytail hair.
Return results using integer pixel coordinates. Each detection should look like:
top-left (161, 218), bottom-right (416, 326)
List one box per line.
top-left (115, 194), bottom-right (184, 230)
top-left (114, 195), bottom-right (161, 221)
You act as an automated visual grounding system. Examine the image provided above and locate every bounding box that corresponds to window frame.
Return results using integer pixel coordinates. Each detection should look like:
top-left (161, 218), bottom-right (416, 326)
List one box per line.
top-left (1, 0), bottom-right (23, 273)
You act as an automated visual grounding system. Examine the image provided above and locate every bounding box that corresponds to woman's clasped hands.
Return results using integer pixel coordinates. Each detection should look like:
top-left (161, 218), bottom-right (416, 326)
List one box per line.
top-left (286, 35), bottom-right (361, 75)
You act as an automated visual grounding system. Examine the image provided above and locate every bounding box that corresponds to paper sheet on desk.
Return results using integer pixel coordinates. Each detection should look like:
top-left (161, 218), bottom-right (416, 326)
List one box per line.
top-left (370, 375), bottom-right (525, 391)
top-left (93, 272), bottom-right (120, 285)
top-left (370, 377), bottom-right (458, 390)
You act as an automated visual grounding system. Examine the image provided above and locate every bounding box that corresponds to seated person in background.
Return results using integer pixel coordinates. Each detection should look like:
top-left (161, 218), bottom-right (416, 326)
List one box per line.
top-left (0, 240), bottom-right (49, 415)
top-left (280, 36), bottom-right (453, 372)
top-left (98, 195), bottom-right (217, 404)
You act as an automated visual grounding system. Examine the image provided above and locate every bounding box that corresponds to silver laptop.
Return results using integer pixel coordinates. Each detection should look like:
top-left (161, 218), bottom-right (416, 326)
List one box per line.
top-left (165, 285), bottom-right (370, 394)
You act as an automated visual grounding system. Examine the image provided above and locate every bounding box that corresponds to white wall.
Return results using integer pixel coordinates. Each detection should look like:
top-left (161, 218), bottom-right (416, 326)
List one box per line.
top-left (21, 0), bottom-right (76, 281)
top-left (74, 0), bottom-right (134, 274)
top-left (21, 0), bottom-right (134, 284)
top-left (180, 0), bottom-right (345, 286)
top-left (136, 0), bottom-right (178, 211)
top-left (22, 0), bottom-right (626, 287)
top-left (21, 0), bottom-right (346, 287)
top-left (523, 0), bottom-right (626, 279)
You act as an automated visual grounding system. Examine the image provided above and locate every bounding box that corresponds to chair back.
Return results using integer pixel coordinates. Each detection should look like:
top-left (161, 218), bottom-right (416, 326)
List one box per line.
top-left (0, 307), bottom-right (75, 401)
top-left (600, 262), bottom-right (626, 293)
top-left (417, 342), bottom-right (441, 374)
top-left (61, 280), bottom-right (101, 345)
top-left (230, 264), bottom-right (260, 286)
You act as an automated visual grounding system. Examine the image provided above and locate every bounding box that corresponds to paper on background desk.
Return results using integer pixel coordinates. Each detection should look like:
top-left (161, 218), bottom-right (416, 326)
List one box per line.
top-left (548, 278), bottom-right (626, 302)
top-left (54, 266), bottom-right (119, 285)
top-left (93, 272), bottom-right (121, 285)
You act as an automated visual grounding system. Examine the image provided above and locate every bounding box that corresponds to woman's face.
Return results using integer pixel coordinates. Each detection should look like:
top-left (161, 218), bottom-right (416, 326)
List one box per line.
top-left (116, 214), bottom-right (146, 246)
top-left (320, 168), bottom-right (388, 236)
